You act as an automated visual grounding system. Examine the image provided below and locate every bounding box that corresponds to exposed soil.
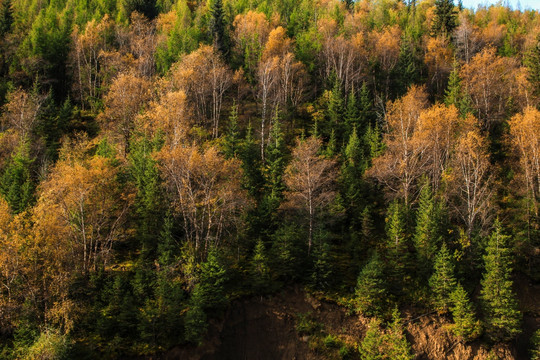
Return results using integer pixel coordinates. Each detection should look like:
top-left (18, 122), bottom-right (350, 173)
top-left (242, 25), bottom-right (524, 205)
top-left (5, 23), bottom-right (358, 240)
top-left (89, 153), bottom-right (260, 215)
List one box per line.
top-left (163, 284), bottom-right (538, 360)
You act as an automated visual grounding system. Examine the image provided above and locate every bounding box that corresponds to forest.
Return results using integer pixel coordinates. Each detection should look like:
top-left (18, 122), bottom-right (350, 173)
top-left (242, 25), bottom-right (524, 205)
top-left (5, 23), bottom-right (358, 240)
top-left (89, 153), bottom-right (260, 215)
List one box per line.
top-left (0, 0), bottom-right (539, 357)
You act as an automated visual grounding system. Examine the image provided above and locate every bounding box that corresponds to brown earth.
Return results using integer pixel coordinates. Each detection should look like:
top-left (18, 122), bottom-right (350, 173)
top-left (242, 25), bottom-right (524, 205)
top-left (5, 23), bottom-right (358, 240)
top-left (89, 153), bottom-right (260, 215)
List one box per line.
top-left (163, 285), bottom-right (538, 360)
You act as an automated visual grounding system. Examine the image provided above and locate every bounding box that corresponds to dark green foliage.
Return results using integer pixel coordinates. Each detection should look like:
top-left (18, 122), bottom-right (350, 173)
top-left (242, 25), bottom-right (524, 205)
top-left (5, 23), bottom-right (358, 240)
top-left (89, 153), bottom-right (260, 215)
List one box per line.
top-left (385, 201), bottom-right (410, 293)
top-left (129, 135), bottom-right (164, 261)
top-left (265, 110), bottom-right (286, 202)
top-left (222, 103), bottom-right (241, 158)
top-left (341, 128), bottom-right (367, 223)
top-left (431, 0), bottom-right (457, 37)
top-left (0, 142), bottom-right (34, 213)
top-left (414, 181), bottom-right (443, 276)
top-left (429, 243), bottom-right (457, 313)
top-left (394, 36), bottom-right (418, 97)
top-left (184, 304), bottom-right (207, 345)
top-left (344, 89), bottom-right (360, 138)
top-left (0, 0), bottom-right (13, 36)
top-left (449, 283), bottom-right (481, 341)
top-left (310, 240), bottom-right (333, 290)
top-left (480, 220), bottom-right (521, 342)
top-left (355, 253), bottom-right (386, 316)
top-left (123, 0), bottom-right (157, 19)
top-left (240, 122), bottom-right (265, 199)
top-left (326, 77), bottom-right (344, 143)
top-left (250, 239), bottom-right (271, 293)
top-left (525, 36), bottom-right (540, 101)
top-left (209, 0), bottom-right (228, 56)
top-left (194, 249), bottom-right (228, 311)
top-left (270, 224), bottom-right (305, 281)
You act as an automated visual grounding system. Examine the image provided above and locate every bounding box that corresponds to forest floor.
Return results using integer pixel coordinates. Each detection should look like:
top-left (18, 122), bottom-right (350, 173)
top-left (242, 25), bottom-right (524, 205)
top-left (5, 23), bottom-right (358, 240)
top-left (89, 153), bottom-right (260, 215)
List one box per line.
top-left (162, 281), bottom-right (540, 360)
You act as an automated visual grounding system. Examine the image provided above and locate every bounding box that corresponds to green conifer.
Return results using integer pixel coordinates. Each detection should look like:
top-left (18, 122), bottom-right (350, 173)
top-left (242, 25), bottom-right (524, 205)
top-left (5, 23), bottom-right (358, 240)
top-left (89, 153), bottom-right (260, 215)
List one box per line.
top-left (449, 283), bottom-right (481, 341)
top-left (359, 318), bottom-right (384, 360)
top-left (480, 220), bottom-right (521, 341)
top-left (429, 243), bottom-right (457, 313)
top-left (355, 253), bottom-right (386, 316)
top-left (386, 307), bottom-right (414, 360)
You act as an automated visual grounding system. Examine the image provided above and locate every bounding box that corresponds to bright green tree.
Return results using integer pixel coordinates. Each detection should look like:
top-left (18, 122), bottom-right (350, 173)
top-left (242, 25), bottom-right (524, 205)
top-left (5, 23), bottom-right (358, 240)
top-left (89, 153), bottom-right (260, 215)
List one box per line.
top-left (359, 318), bottom-right (384, 360)
top-left (444, 61), bottom-right (472, 116)
top-left (414, 181), bottom-right (442, 276)
top-left (429, 243), bottom-right (457, 313)
top-left (480, 220), bottom-right (521, 341)
top-left (386, 307), bottom-right (414, 360)
top-left (449, 283), bottom-right (481, 342)
top-left (385, 201), bottom-right (410, 292)
top-left (222, 103), bottom-right (241, 158)
top-left (0, 142), bottom-right (34, 214)
top-left (251, 240), bottom-right (271, 293)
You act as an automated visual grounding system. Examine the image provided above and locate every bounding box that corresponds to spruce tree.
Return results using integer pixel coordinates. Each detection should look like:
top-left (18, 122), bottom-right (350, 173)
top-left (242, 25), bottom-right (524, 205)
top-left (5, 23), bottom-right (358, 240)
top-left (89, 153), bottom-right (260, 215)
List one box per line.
top-left (222, 103), bottom-right (241, 158)
top-left (355, 253), bottom-right (386, 316)
top-left (414, 181), bottom-right (441, 276)
top-left (310, 241), bottom-right (333, 290)
top-left (194, 249), bottom-right (228, 311)
top-left (429, 243), bottom-right (457, 313)
top-left (0, 142), bottom-right (34, 214)
top-left (444, 61), bottom-right (472, 116)
top-left (432, 0), bottom-right (457, 37)
top-left (265, 110), bottom-right (286, 202)
top-left (0, 0), bottom-right (13, 36)
top-left (358, 82), bottom-right (373, 127)
top-left (251, 240), bottom-right (271, 293)
top-left (240, 122), bottom-right (264, 199)
top-left (327, 77), bottom-right (344, 142)
top-left (344, 89), bottom-right (360, 138)
top-left (395, 36), bottom-right (418, 97)
top-left (525, 36), bottom-right (540, 100)
top-left (449, 283), bottom-right (481, 341)
top-left (385, 200), bottom-right (410, 292)
top-left (359, 318), bottom-right (384, 360)
top-left (480, 220), bottom-right (521, 341)
top-left (208, 0), bottom-right (228, 56)
top-left (386, 307), bottom-right (414, 360)
top-left (341, 128), bottom-right (366, 219)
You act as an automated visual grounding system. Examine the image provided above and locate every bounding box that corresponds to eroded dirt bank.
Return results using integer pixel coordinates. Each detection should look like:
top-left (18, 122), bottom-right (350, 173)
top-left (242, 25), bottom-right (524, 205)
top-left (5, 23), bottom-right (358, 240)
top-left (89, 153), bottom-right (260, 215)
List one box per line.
top-left (165, 286), bottom-right (537, 360)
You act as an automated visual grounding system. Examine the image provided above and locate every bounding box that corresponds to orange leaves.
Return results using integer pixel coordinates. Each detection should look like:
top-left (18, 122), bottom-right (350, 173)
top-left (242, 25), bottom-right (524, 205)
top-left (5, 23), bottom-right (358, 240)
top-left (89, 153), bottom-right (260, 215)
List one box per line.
top-left (100, 72), bottom-right (152, 151)
top-left (372, 25), bottom-right (401, 73)
top-left (509, 107), bottom-right (540, 213)
top-left (262, 26), bottom-right (292, 61)
top-left (157, 144), bottom-right (248, 253)
top-left (1, 87), bottom-right (45, 139)
top-left (461, 47), bottom-right (525, 128)
top-left (168, 44), bottom-right (233, 137)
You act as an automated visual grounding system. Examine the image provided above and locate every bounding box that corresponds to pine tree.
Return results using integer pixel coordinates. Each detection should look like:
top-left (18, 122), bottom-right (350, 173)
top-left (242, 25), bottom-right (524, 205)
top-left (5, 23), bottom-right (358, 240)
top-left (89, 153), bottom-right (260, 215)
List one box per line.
top-left (129, 136), bottom-right (164, 261)
top-left (222, 103), bottom-right (241, 158)
top-left (432, 0), bottom-right (457, 37)
top-left (531, 329), bottom-right (540, 360)
top-left (414, 181), bottom-right (441, 276)
top-left (444, 61), bottom-right (472, 116)
top-left (0, 142), bottom-right (34, 214)
top-left (251, 240), bottom-right (271, 293)
top-left (480, 220), bottom-right (521, 341)
top-left (240, 122), bottom-right (264, 199)
top-left (525, 36), bottom-right (540, 100)
top-left (364, 123), bottom-right (384, 164)
top-left (194, 249), bottom-right (228, 311)
top-left (386, 307), bottom-right (414, 360)
top-left (327, 77), bottom-right (344, 142)
top-left (0, 0), bottom-right (13, 36)
top-left (341, 128), bottom-right (366, 217)
top-left (395, 36), bottom-right (418, 97)
top-left (449, 283), bottom-right (481, 341)
top-left (385, 201), bottom-right (410, 292)
top-left (429, 243), bottom-right (457, 313)
top-left (310, 241), bottom-right (333, 290)
top-left (355, 253), bottom-right (386, 316)
top-left (265, 109), bottom-right (286, 202)
top-left (208, 0), bottom-right (228, 56)
top-left (358, 82), bottom-right (373, 127)
top-left (345, 89), bottom-right (360, 138)
top-left (359, 318), bottom-right (384, 360)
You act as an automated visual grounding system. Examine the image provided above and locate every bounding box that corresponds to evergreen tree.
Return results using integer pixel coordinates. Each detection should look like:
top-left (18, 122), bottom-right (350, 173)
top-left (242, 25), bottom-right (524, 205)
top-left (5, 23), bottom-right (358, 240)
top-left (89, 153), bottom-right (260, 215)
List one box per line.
top-left (444, 61), bottom-right (472, 116)
top-left (429, 243), bottom-right (457, 313)
top-left (310, 241), bottom-right (333, 290)
top-left (208, 0), bottom-right (228, 56)
top-left (525, 36), bottom-right (540, 100)
top-left (480, 220), bottom-right (521, 341)
top-left (265, 109), bottom-right (286, 202)
top-left (194, 249), bottom-right (228, 311)
top-left (355, 253), bottom-right (386, 316)
top-left (327, 77), bottom-right (344, 142)
top-left (358, 318), bottom-right (384, 360)
top-left (129, 136), bottom-right (164, 261)
top-left (531, 329), bottom-right (540, 360)
top-left (360, 206), bottom-right (375, 247)
top-left (123, 0), bottom-right (157, 19)
top-left (0, 0), bottom-right (13, 36)
top-left (386, 307), bottom-right (414, 360)
top-left (250, 240), bottom-right (271, 293)
top-left (432, 0), bottom-right (457, 37)
top-left (222, 103), bottom-right (241, 158)
top-left (344, 89), bottom-right (360, 138)
top-left (240, 122), bottom-right (264, 199)
top-left (364, 123), bottom-right (384, 164)
top-left (358, 82), bottom-right (373, 127)
top-left (385, 201), bottom-right (410, 292)
top-left (395, 36), bottom-right (418, 97)
top-left (341, 128), bottom-right (366, 219)
top-left (449, 283), bottom-right (481, 342)
top-left (324, 128), bottom-right (337, 157)
top-left (0, 142), bottom-right (34, 214)
top-left (413, 181), bottom-right (441, 276)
